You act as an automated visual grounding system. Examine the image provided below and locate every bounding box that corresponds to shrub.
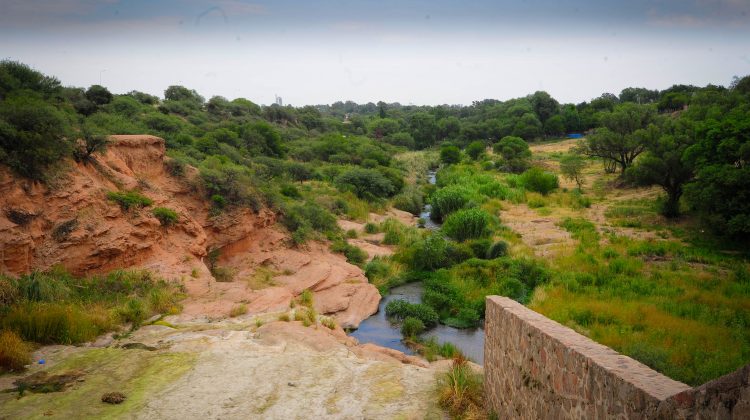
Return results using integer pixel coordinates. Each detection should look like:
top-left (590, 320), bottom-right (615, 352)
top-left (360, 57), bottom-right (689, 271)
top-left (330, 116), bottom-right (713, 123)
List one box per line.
top-left (385, 299), bottom-right (439, 327)
top-left (467, 239), bottom-right (492, 259)
top-left (464, 141), bottom-right (486, 160)
top-left (520, 167), bottom-right (559, 195)
top-left (106, 191), bottom-right (153, 211)
top-left (440, 145), bottom-right (461, 164)
top-left (401, 316), bottom-right (425, 338)
top-left (335, 167), bottom-right (397, 200)
top-left (281, 201), bottom-right (337, 236)
top-left (430, 185), bottom-right (471, 222)
top-left (331, 240), bottom-right (367, 265)
top-left (0, 96), bottom-right (72, 179)
top-left (493, 136), bottom-right (531, 173)
top-left (399, 234), bottom-right (449, 271)
top-left (364, 222), bottom-right (378, 234)
top-left (280, 184), bottom-right (301, 199)
top-left (392, 186), bottom-right (424, 215)
top-left (487, 241), bottom-right (509, 259)
top-left (442, 208), bottom-right (491, 242)
top-left (152, 207), bottom-right (178, 226)
top-left (0, 329), bottom-right (31, 372)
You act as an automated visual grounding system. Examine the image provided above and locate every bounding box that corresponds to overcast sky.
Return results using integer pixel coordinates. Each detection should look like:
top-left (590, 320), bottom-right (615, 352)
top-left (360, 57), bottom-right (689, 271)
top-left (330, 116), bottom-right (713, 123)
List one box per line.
top-left (2, 0), bottom-right (749, 105)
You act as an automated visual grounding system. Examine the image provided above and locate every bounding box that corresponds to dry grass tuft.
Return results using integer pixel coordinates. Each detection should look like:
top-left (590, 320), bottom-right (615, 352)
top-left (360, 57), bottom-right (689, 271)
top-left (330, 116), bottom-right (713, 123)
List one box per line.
top-left (437, 355), bottom-right (485, 419)
top-left (0, 329), bottom-right (32, 372)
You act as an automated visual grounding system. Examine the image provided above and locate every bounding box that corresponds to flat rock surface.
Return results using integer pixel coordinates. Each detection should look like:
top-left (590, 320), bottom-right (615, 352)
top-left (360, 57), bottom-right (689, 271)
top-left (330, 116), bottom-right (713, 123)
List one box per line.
top-left (0, 319), bottom-right (446, 419)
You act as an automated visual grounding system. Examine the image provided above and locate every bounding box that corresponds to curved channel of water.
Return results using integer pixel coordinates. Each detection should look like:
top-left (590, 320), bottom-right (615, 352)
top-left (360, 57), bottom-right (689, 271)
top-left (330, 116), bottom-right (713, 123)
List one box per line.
top-left (349, 169), bottom-right (486, 364)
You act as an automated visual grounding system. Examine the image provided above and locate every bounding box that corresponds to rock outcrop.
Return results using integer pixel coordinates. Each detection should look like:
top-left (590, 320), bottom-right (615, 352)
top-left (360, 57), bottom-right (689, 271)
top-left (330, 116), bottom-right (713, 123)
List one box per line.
top-left (0, 135), bottom-right (380, 327)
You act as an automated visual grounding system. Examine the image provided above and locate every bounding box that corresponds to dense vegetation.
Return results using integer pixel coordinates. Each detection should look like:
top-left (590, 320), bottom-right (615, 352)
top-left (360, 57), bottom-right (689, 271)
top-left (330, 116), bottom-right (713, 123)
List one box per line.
top-left (0, 269), bottom-right (182, 372)
top-left (1, 60), bottom-right (749, 386)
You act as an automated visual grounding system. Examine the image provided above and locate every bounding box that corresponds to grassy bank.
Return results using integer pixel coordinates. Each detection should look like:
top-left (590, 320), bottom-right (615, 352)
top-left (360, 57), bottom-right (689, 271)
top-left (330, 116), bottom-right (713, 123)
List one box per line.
top-left (0, 268), bottom-right (183, 373)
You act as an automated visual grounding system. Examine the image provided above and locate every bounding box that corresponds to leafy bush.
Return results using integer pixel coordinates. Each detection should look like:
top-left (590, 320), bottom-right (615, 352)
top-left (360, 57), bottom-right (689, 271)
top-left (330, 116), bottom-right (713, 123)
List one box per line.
top-left (440, 145), bottom-right (461, 164)
top-left (392, 186), bottom-right (424, 215)
top-left (106, 191), bottom-right (153, 211)
top-left (487, 241), bottom-right (509, 259)
top-left (464, 141), bottom-right (486, 160)
top-left (152, 207), bottom-right (179, 226)
top-left (493, 136), bottom-right (531, 173)
top-left (430, 185), bottom-right (471, 222)
top-left (335, 167), bottom-right (397, 200)
top-left (398, 234), bottom-right (449, 271)
top-left (0, 329), bottom-right (31, 372)
top-left (280, 184), bottom-right (301, 199)
top-left (467, 239), bottom-right (492, 260)
top-left (385, 299), bottom-right (439, 327)
top-left (281, 201), bottom-right (337, 242)
top-left (331, 240), bottom-right (367, 265)
top-left (520, 167), bottom-right (559, 195)
top-left (0, 96), bottom-right (72, 179)
top-left (401, 316), bottom-right (425, 338)
top-left (364, 222), bottom-right (378, 234)
top-left (442, 208), bottom-right (491, 242)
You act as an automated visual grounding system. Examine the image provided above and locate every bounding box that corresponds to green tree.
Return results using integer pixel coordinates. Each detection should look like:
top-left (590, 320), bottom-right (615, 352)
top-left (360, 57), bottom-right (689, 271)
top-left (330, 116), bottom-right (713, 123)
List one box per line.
top-left (530, 91), bottom-right (559, 124)
top-left (683, 100), bottom-right (750, 236)
top-left (627, 120), bottom-right (694, 218)
top-left (73, 127), bottom-right (109, 164)
top-left (335, 167), bottom-right (396, 200)
top-left (543, 114), bottom-right (565, 137)
top-left (369, 118), bottom-right (400, 139)
top-left (580, 103), bottom-right (657, 175)
top-left (0, 96), bottom-right (71, 178)
top-left (409, 112), bottom-right (438, 148)
top-left (0, 60), bottom-right (61, 99)
top-left (164, 85), bottom-right (204, 105)
top-left (437, 116), bottom-right (461, 142)
top-left (85, 85), bottom-right (113, 106)
top-left (559, 154), bottom-right (586, 191)
top-left (240, 121), bottom-right (284, 157)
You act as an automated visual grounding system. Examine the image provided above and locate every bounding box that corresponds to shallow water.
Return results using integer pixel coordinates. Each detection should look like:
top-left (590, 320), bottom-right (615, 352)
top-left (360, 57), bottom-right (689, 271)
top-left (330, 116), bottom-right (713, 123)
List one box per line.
top-left (350, 283), bottom-right (486, 364)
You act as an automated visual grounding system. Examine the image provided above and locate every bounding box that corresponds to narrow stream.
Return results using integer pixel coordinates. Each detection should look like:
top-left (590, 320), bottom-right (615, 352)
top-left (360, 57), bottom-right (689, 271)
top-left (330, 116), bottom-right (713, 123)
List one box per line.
top-left (349, 169), bottom-right (486, 364)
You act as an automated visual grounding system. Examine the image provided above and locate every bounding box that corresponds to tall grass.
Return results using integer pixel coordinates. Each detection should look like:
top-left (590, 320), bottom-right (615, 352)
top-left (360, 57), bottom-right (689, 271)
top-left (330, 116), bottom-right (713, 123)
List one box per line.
top-left (0, 268), bottom-right (183, 370)
top-left (0, 329), bottom-right (32, 372)
top-left (437, 355), bottom-right (484, 419)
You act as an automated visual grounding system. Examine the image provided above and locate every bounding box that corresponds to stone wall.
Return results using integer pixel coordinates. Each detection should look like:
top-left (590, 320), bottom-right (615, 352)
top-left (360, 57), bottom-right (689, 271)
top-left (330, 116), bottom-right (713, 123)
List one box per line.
top-left (484, 296), bottom-right (750, 419)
